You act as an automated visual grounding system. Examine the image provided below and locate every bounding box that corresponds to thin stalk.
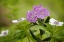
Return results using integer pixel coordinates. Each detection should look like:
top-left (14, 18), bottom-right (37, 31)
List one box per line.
top-left (27, 36), bottom-right (30, 42)
top-left (23, 26), bottom-right (30, 42)
top-left (49, 26), bottom-right (56, 42)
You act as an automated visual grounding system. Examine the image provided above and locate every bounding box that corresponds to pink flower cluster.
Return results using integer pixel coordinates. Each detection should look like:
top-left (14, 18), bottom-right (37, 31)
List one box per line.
top-left (26, 5), bottom-right (50, 23)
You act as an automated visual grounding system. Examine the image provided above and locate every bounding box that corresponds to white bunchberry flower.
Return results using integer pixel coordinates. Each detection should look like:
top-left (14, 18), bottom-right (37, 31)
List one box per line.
top-left (12, 17), bottom-right (26, 23)
top-left (0, 30), bottom-right (9, 36)
top-left (18, 17), bottom-right (26, 22)
top-left (12, 20), bottom-right (18, 23)
top-left (49, 18), bottom-right (63, 26)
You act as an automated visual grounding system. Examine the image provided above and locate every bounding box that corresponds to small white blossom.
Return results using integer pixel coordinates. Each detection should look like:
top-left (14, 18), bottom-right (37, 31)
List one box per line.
top-left (49, 18), bottom-right (63, 26)
top-left (12, 17), bottom-right (26, 23)
top-left (0, 30), bottom-right (9, 36)
top-left (18, 17), bottom-right (26, 22)
top-left (12, 20), bottom-right (18, 23)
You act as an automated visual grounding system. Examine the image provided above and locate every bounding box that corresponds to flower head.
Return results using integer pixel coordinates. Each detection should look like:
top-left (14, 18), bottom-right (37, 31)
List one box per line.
top-left (26, 4), bottom-right (50, 23)
top-left (26, 11), bottom-right (38, 23)
top-left (33, 5), bottom-right (50, 19)
top-left (49, 18), bottom-right (64, 26)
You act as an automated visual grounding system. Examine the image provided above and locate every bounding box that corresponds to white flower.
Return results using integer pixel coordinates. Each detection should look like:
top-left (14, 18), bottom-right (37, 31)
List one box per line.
top-left (12, 17), bottom-right (26, 23)
top-left (18, 17), bottom-right (26, 22)
top-left (49, 18), bottom-right (64, 26)
top-left (12, 20), bottom-right (18, 23)
top-left (0, 30), bottom-right (9, 37)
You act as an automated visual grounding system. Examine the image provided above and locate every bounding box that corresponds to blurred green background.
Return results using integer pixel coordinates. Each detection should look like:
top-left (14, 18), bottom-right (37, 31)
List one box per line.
top-left (0, 0), bottom-right (64, 42)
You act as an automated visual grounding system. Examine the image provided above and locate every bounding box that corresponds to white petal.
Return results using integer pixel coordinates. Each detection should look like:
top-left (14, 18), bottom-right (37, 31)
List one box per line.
top-left (21, 18), bottom-right (26, 21)
top-left (18, 17), bottom-right (26, 21)
top-left (1, 30), bottom-right (9, 36)
top-left (56, 22), bottom-right (64, 26)
top-left (49, 18), bottom-right (64, 26)
top-left (12, 20), bottom-right (18, 23)
top-left (49, 18), bottom-right (57, 23)
top-left (0, 34), bottom-right (3, 36)
top-left (49, 18), bottom-right (57, 25)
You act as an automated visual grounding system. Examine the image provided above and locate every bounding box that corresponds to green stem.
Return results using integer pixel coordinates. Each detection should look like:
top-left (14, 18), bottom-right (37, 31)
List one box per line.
top-left (40, 35), bottom-right (42, 39)
top-left (23, 27), bottom-right (30, 42)
top-left (49, 26), bottom-right (56, 42)
top-left (27, 36), bottom-right (30, 42)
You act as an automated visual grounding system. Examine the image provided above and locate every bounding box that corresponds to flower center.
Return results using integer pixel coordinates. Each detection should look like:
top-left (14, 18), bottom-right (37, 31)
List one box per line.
top-left (54, 21), bottom-right (59, 25)
top-left (4, 32), bottom-right (7, 35)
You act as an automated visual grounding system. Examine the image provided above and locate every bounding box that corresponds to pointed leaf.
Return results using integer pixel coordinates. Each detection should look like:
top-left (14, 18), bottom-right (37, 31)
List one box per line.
top-left (45, 16), bottom-right (50, 23)
top-left (33, 22), bottom-right (38, 25)
top-left (42, 24), bottom-right (47, 27)
top-left (38, 19), bottom-right (47, 27)
top-left (37, 38), bottom-right (42, 42)
top-left (29, 29), bottom-right (38, 40)
top-left (38, 18), bottom-right (44, 22)
top-left (42, 37), bottom-right (51, 41)
top-left (29, 23), bottom-right (38, 28)
top-left (39, 29), bottom-right (45, 35)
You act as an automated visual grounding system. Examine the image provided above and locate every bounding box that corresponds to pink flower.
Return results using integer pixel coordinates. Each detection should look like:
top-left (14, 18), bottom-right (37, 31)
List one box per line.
top-left (26, 4), bottom-right (50, 23)
top-left (26, 11), bottom-right (38, 23)
top-left (33, 5), bottom-right (50, 19)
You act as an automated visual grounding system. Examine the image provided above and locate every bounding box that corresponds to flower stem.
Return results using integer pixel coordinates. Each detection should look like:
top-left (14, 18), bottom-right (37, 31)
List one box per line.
top-left (23, 26), bottom-right (30, 42)
top-left (27, 36), bottom-right (30, 42)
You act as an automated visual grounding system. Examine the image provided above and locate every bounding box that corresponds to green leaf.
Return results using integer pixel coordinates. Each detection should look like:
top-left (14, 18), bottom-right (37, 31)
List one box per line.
top-left (38, 18), bottom-right (44, 22)
top-left (50, 37), bottom-right (62, 42)
top-left (28, 23), bottom-right (37, 28)
top-left (13, 30), bottom-right (26, 41)
top-left (39, 29), bottom-right (45, 35)
top-left (38, 19), bottom-right (47, 27)
top-left (29, 29), bottom-right (38, 40)
top-left (45, 16), bottom-right (50, 23)
top-left (33, 22), bottom-right (38, 25)
top-left (32, 30), bottom-right (37, 33)
top-left (42, 37), bottom-right (51, 41)
top-left (42, 24), bottom-right (47, 27)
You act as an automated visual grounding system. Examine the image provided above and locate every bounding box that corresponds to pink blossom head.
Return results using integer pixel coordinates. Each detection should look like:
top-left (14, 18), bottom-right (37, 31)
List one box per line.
top-left (26, 4), bottom-right (50, 23)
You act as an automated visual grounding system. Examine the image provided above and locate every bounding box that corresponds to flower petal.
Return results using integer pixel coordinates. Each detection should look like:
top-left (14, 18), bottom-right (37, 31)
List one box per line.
top-left (1, 30), bottom-right (9, 36)
top-left (12, 20), bottom-right (18, 23)
top-left (57, 22), bottom-right (64, 26)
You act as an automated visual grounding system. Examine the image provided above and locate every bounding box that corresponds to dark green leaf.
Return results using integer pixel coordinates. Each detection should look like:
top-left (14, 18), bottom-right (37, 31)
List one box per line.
top-left (37, 38), bottom-right (42, 42)
top-left (42, 37), bottom-right (51, 41)
top-left (42, 24), bottom-right (47, 27)
top-left (33, 22), bottom-right (38, 25)
top-left (38, 19), bottom-right (47, 27)
top-left (45, 16), bottom-right (50, 23)
top-left (53, 37), bottom-right (62, 42)
top-left (38, 18), bottom-right (44, 22)
top-left (29, 29), bottom-right (38, 40)
top-left (39, 29), bottom-right (45, 35)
